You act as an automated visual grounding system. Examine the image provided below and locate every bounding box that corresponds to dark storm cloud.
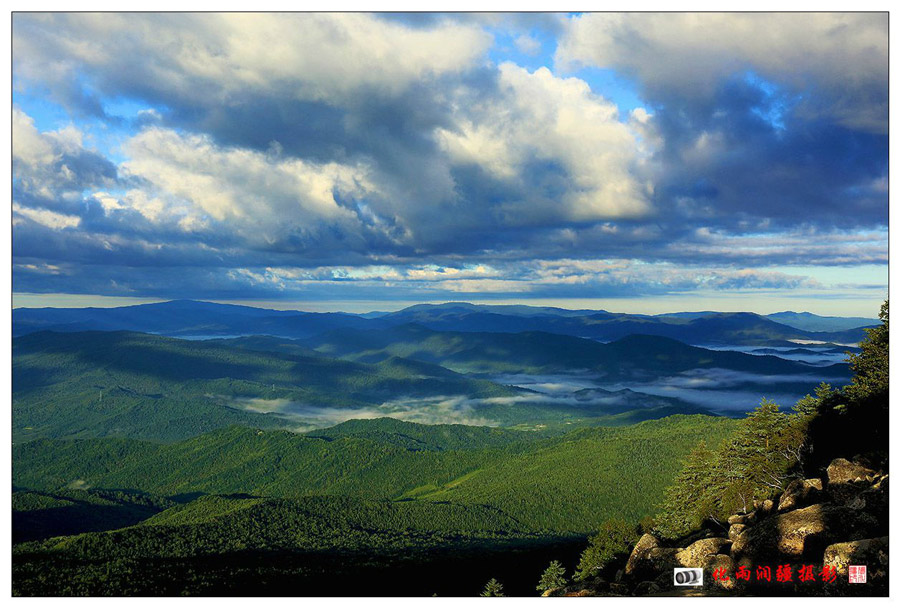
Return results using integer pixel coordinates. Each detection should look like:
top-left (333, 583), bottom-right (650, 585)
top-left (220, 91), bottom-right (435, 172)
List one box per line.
top-left (643, 73), bottom-right (888, 232)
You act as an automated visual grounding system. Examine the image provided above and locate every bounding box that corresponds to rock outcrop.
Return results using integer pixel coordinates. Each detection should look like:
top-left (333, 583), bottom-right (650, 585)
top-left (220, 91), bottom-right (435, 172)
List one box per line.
top-left (556, 457), bottom-right (887, 597)
top-left (624, 533), bottom-right (660, 575)
top-left (823, 537), bottom-right (888, 581)
top-left (777, 478), bottom-right (822, 511)
top-left (730, 503), bottom-right (881, 559)
top-left (676, 537), bottom-right (732, 568)
top-left (826, 459), bottom-right (876, 484)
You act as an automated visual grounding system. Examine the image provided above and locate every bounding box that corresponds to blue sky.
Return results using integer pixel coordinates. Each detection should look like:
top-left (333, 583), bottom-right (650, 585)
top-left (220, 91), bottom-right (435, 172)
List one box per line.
top-left (11, 13), bottom-right (888, 316)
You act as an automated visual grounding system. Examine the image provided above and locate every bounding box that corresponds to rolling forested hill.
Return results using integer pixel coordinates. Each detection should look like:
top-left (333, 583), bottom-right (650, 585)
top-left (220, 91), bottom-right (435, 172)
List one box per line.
top-left (13, 493), bottom-right (575, 597)
top-left (14, 415), bottom-right (736, 534)
top-left (13, 415), bottom-right (737, 596)
top-left (12, 331), bottom-right (523, 441)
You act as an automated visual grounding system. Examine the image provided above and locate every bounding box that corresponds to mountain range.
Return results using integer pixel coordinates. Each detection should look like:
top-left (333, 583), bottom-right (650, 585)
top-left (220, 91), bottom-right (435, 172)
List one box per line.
top-left (13, 300), bottom-right (875, 346)
top-left (13, 324), bottom-right (849, 441)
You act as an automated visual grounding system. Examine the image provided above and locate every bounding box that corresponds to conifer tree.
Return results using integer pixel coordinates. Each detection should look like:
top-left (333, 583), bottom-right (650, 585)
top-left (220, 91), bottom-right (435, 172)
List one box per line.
top-left (536, 560), bottom-right (567, 593)
top-left (652, 441), bottom-right (719, 539)
top-left (717, 399), bottom-right (796, 512)
top-left (481, 578), bottom-right (505, 597)
top-left (575, 518), bottom-right (637, 580)
top-left (845, 299), bottom-right (889, 404)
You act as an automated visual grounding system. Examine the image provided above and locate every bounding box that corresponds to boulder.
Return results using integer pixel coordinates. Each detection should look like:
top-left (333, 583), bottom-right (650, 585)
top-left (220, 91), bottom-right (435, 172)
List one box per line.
top-left (823, 537), bottom-right (889, 579)
top-left (827, 458), bottom-right (876, 485)
top-left (653, 571), bottom-right (672, 588)
top-left (728, 524), bottom-right (746, 540)
top-left (676, 537), bottom-right (732, 568)
top-left (827, 472), bottom-right (888, 507)
top-left (757, 499), bottom-right (775, 515)
top-left (675, 527), bottom-right (716, 548)
top-left (731, 503), bottom-right (882, 560)
top-left (624, 533), bottom-right (660, 575)
top-left (563, 589), bottom-right (595, 597)
top-left (644, 548), bottom-right (683, 573)
top-left (778, 478), bottom-right (823, 511)
top-left (727, 515), bottom-right (745, 525)
top-left (859, 475), bottom-right (889, 519)
top-left (609, 583), bottom-right (629, 595)
top-left (702, 554), bottom-right (736, 591)
top-left (633, 581), bottom-right (661, 596)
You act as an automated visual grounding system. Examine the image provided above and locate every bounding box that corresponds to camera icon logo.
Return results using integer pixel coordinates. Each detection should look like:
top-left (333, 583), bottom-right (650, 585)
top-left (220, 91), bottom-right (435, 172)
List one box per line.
top-left (673, 567), bottom-right (703, 586)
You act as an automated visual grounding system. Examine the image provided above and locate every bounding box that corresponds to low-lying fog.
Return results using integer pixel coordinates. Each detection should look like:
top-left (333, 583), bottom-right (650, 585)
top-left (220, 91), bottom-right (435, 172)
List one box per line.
top-left (219, 394), bottom-right (502, 430)
top-left (212, 344), bottom-right (853, 429)
top-left (697, 344), bottom-right (858, 366)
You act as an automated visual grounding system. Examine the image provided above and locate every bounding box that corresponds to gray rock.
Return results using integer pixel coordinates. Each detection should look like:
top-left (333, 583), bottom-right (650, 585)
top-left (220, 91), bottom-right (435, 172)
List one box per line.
top-left (609, 583), bottom-right (629, 595)
top-left (847, 496), bottom-right (866, 509)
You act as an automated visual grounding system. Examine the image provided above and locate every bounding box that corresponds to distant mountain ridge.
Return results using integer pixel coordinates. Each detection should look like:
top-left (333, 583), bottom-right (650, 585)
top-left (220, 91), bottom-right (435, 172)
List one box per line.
top-left (765, 310), bottom-right (879, 332)
top-left (299, 324), bottom-right (849, 379)
top-left (13, 299), bottom-right (874, 346)
top-left (12, 299), bottom-right (374, 339)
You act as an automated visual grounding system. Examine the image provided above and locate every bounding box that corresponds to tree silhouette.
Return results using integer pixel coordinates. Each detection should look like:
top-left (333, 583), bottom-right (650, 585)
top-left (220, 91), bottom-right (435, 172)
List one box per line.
top-left (481, 578), bottom-right (505, 597)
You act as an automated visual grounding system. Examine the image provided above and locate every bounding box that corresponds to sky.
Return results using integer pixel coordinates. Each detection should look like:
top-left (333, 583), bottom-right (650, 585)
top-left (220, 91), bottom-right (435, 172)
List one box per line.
top-left (11, 12), bottom-right (889, 316)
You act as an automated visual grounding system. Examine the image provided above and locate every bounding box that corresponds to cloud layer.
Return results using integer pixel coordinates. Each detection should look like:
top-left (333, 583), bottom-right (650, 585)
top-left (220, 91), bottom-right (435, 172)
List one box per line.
top-left (12, 13), bottom-right (888, 307)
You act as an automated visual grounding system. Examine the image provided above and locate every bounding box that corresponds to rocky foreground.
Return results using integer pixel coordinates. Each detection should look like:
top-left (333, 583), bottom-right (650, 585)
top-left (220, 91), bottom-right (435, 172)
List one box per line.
top-left (550, 457), bottom-right (888, 597)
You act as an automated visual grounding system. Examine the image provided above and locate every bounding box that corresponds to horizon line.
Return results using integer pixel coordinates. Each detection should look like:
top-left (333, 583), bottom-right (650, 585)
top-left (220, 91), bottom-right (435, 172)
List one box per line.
top-left (11, 292), bottom-right (883, 319)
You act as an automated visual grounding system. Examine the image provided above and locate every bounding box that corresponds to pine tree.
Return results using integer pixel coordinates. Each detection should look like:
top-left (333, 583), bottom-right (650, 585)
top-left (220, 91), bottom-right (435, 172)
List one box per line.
top-left (652, 441), bottom-right (720, 539)
top-left (717, 399), bottom-right (795, 512)
top-left (574, 518), bottom-right (637, 580)
top-left (536, 560), bottom-right (567, 593)
top-left (481, 578), bottom-right (505, 597)
top-left (793, 382), bottom-right (833, 417)
top-left (845, 299), bottom-right (889, 403)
